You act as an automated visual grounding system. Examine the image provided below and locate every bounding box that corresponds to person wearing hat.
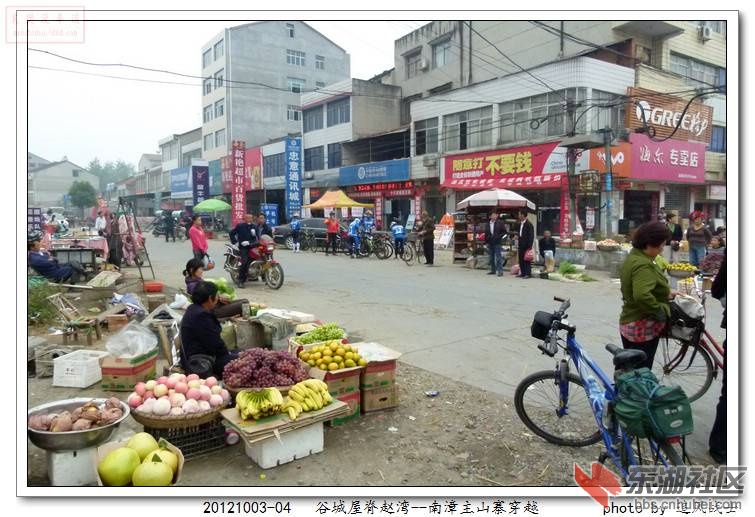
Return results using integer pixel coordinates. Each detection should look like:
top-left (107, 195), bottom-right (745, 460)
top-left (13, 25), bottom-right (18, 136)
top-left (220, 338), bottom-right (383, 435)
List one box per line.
top-left (27, 231), bottom-right (86, 283)
top-left (289, 213), bottom-right (302, 253)
top-left (348, 216), bottom-right (362, 258)
top-left (362, 210), bottom-right (376, 235)
top-left (686, 211), bottom-right (712, 267)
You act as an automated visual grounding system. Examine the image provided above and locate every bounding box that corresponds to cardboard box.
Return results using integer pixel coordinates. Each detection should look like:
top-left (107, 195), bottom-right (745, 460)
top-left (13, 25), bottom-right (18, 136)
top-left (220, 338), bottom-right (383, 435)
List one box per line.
top-left (362, 384), bottom-right (399, 413)
top-left (94, 437), bottom-right (185, 486)
top-left (360, 361), bottom-right (396, 390)
top-left (327, 390), bottom-right (361, 427)
top-left (101, 347), bottom-right (159, 367)
top-left (293, 341), bottom-right (364, 395)
top-left (100, 347), bottom-right (159, 391)
top-left (106, 314), bottom-right (128, 332)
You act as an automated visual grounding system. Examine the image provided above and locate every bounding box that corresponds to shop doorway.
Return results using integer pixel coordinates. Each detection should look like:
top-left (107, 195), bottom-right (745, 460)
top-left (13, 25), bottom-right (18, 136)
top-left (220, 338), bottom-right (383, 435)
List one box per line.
top-left (385, 198), bottom-right (411, 228)
top-left (623, 190), bottom-right (654, 227)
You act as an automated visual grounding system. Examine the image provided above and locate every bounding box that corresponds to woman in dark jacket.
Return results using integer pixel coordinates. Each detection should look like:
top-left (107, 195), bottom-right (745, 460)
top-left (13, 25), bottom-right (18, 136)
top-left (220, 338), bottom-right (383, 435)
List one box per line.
top-left (663, 213), bottom-right (683, 263)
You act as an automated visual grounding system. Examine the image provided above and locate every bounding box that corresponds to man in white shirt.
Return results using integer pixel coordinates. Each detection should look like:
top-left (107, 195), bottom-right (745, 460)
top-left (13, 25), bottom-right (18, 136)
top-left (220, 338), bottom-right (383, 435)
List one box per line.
top-left (94, 211), bottom-right (107, 236)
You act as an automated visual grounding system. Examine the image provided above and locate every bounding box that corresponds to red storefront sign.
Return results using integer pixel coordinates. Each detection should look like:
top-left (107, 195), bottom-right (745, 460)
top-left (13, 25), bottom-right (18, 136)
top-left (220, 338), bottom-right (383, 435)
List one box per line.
top-left (231, 140), bottom-right (246, 227)
top-left (351, 181), bottom-right (414, 193)
top-left (559, 178), bottom-right (571, 239)
top-left (442, 142), bottom-right (566, 189)
top-left (629, 133), bottom-right (706, 184)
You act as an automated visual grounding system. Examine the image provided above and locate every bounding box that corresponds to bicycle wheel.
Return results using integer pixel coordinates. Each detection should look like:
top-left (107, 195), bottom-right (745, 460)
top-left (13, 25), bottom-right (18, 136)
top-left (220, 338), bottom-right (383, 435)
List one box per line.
top-left (654, 337), bottom-right (715, 402)
top-left (417, 244), bottom-right (427, 265)
top-left (375, 240), bottom-right (391, 260)
top-left (401, 242), bottom-right (416, 265)
top-left (621, 434), bottom-right (686, 470)
top-left (308, 236), bottom-right (319, 253)
top-left (514, 370), bottom-right (601, 447)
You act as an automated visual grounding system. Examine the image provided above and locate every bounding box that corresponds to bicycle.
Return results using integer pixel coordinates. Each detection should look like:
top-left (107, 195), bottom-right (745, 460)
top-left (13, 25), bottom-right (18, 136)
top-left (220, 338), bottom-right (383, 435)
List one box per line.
top-left (300, 229), bottom-right (318, 252)
top-left (400, 233), bottom-right (426, 266)
top-left (654, 271), bottom-right (725, 402)
top-left (514, 297), bottom-right (685, 484)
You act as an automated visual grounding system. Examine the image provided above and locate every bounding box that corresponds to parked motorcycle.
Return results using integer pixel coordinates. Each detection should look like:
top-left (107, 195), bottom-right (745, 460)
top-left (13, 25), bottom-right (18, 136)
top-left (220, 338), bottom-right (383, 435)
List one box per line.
top-left (223, 235), bottom-right (284, 290)
top-left (152, 221), bottom-right (186, 240)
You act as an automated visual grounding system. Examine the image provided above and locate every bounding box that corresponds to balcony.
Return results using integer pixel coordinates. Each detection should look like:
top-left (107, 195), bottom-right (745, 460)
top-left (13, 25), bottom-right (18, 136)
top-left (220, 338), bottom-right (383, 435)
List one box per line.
top-left (613, 21), bottom-right (684, 39)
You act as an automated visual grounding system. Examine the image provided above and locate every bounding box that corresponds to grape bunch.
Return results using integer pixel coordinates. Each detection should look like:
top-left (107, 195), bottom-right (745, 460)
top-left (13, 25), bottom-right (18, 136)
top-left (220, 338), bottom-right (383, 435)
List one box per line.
top-left (223, 349), bottom-right (310, 388)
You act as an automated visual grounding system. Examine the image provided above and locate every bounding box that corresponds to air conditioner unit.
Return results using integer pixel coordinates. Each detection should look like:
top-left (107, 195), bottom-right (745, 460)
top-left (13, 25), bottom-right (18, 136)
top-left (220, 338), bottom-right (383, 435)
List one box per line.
top-left (303, 171), bottom-right (314, 180)
top-left (422, 154), bottom-right (437, 167)
top-left (699, 25), bottom-right (712, 42)
top-left (419, 58), bottom-right (430, 71)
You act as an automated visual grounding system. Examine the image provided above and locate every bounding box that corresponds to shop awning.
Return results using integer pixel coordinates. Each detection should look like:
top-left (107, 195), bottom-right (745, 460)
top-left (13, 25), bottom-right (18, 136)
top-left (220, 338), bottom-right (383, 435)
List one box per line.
top-left (456, 188), bottom-right (536, 211)
top-left (302, 189), bottom-right (375, 209)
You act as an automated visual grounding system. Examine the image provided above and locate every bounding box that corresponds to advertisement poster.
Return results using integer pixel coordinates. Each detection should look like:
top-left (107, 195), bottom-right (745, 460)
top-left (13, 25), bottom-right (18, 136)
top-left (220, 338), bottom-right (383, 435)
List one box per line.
top-left (339, 158), bottom-right (410, 186)
top-left (170, 167), bottom-right (192, 199)
top-left (260, 203), bottom-right (279, 227)
top-left (586, 207), bottom-right (595, 230)
top-left (231, 141), bottom-right (246, 227)
top-left (559, 179), bottom-right (571, 239)
top-left (191, 162), bottom-right (209, 207)
top-left (245, 147), bottom-right (263, 191)
top-left (285, 137), bottom-right (303, 220)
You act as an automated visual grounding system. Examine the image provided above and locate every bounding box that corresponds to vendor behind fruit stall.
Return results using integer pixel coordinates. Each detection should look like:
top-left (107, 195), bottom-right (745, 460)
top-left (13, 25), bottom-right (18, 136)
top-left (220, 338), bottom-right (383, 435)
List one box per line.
top-left (180, 281), bottom-right (238, 379)
top-left (182, 258), bottom-right (249, 319)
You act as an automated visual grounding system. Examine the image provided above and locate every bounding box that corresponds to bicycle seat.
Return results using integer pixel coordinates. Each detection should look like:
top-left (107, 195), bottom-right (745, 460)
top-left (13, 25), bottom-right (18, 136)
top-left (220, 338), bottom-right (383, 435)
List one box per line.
top-left (610, 347), bottom-right (647, 369)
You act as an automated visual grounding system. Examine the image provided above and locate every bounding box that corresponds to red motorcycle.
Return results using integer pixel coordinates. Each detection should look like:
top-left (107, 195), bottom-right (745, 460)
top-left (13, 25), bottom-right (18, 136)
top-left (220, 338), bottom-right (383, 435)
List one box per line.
top-left (223, 235), bottom-right (284, 290)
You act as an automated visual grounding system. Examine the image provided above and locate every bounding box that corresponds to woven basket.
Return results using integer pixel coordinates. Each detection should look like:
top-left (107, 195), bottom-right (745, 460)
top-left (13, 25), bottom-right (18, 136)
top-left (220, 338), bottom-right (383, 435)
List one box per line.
top-left (131, 405), bottom-right (223, 429)
top-left (597, 244), bottom-right (621, 252)
top-left (668, 269), bottom-right (695, 278)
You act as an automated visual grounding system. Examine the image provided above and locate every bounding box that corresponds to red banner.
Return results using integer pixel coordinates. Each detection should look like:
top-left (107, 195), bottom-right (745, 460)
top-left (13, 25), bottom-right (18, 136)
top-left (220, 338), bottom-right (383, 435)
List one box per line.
top-left (231, 141), bottom-right (246, 227)
top-left (245, 147), bottom-right (263, 191)
top-left (559, 178), bottom-right (570, 240)
top-left (442, 142), bottom-right (565, 190)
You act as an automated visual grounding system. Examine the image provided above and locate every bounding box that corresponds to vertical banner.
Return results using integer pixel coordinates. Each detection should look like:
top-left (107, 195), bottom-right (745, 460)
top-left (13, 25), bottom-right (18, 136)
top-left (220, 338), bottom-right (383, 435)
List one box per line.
top-left (285, 137), bottom-right (303, 221)
top-left (231, 140), bottom-right (246, 227)
top-left (191, 161), bottom-right (210, 208)
top-left (414, 191), bottom-right (422, 222)
top-left (374, 196), bottom-right (383, 229)
top-left (245, 147), bottom-right (263, 191)
top-left (559, 180), bottom-right (570, 239)
top-left (221, 155), bottom-right (233, 193)
top-left (260, 203), bottom-right (279, 227)
top-left (586, 207), bottom-right (595, 231)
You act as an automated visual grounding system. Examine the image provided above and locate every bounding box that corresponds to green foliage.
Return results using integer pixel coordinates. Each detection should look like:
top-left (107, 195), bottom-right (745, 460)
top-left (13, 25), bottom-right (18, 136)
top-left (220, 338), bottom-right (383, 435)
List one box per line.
top-left (87, 158), bottom-right (136, 190)
top-left (580, 274), bottom-right (598, 282)
top-left (558, 260), bottom-right (578, 275)
top-left (68, 181), bottom-right (97, 209)
top-left (28, 280), bottom-right (62, 326)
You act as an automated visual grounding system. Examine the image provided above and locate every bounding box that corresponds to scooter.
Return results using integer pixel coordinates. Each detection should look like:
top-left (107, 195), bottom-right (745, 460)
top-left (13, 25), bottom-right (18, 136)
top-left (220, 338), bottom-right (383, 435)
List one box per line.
top-left (223, 235), bottom-right (284, 290)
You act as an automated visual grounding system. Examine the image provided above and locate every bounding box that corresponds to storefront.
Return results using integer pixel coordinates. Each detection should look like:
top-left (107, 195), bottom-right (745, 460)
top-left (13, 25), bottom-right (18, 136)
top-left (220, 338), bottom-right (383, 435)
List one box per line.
top-left (695, 184), bottom-right (726, 223)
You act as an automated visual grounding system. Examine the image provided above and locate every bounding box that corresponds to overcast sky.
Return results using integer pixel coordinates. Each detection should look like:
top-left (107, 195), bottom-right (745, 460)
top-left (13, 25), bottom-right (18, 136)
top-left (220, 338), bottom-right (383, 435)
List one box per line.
top-left (28, 20), bottom-right (426, 168)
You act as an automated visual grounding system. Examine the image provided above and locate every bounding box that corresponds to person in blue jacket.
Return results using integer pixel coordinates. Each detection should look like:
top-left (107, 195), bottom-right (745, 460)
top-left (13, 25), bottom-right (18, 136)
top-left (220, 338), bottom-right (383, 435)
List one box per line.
top-left (27, 231), bottom-right (86, 283)
top-left (289, 213), bottom-right (302, 253)
top-left (362, 210), bottom-right (376, 234)
top-left (390, 220), bottom-right (406, 259)
top-left (348, 217), bottom-right (362, 259)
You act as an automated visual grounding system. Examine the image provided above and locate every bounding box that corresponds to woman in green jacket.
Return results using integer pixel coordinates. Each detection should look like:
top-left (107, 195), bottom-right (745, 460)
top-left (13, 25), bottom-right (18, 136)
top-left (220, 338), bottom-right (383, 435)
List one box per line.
top-left (619, 222), bottom-right (677, 369)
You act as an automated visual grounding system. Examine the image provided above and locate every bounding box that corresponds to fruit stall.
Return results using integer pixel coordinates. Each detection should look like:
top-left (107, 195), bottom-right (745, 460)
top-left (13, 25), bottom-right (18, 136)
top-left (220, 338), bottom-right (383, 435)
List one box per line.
top-left (27, 301), bottom-right (402, 486)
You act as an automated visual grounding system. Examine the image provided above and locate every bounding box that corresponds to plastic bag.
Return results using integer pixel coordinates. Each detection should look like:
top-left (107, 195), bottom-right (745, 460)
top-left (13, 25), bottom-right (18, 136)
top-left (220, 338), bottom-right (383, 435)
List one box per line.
top-left (105, 321), bottom-right (158, 357)
top-left (169, 293), bottom-right (190, 310)
top-left (544, 250), bottom-right (555, 273)
top-left (221, 321), bottom-right (237, 350)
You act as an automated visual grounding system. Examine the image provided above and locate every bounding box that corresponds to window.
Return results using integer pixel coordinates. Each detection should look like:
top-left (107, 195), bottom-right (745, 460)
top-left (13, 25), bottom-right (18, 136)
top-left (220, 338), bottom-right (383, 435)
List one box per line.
top-left (203, 134), bottom-right (213, 151)
top-left (432, 39), bottom-right (452, 68)
top-left (406, 52), bottom-right (422, 79)
top-left (401, 94), bottom-right (421, 125)
top-left (315, 55), bottom-right (325, 70)
top-left (304, 146), bottom-right (324, 171)
top-left (203, 78), bottom-right (212, 95)
top-left (303, 105), bottom-right (323, 132)
top-left (263, 153), bottom-right (285, 177)
top-left (670, 53), bottom-right (724, 87)
top-left (444, 106), bottom-right (493, 151)
top-left (316, 81), bottom-right (325, 88)
top-left (215, 98), bottom-right (225, 118)
top-left (327, 97), bottom-right (350, 126)
top-left (708, 126), bottom-right (726, 152)
top-left (286, 23), bottom-right (295, 38)
top-left (286, 49), bottom-right (306, 67)
top-left (203, 105), bottom-right (213, 123)
top-left (327, 143), bottom-right (342, 168)
top-left (214, 69), bottom-right (224, 88)
top-left (202, 49), bottom-right (212, 68)
top-left (215, 129), bottom-right (226, 148)
top-left (213, 40), bottom-right (224, 61)
top-left (591, 90), bottom-right (625, 135)
top-left (499, 87), bottom-right (589, 145)
top-left (415, 118), bottom-right (438, 155)
top-left (287, 104), bottom-right (301, 121)
top-left (72, 170), bottom-right (79, 177)
top-left (697, 20), bottom-right (726, 35)
top-left (287, 77), bottom-right (305, 93)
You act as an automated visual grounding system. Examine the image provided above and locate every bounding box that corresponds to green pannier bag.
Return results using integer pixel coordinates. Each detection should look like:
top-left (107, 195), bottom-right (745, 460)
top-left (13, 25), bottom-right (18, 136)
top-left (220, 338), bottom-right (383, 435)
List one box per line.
top-left (614, 368), bottom-right (694, 439)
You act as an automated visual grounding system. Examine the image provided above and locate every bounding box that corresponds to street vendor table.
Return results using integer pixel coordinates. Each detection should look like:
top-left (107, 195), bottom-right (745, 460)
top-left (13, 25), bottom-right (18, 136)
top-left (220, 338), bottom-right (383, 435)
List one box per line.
top-left (52, 237), bottom-right (109, 258)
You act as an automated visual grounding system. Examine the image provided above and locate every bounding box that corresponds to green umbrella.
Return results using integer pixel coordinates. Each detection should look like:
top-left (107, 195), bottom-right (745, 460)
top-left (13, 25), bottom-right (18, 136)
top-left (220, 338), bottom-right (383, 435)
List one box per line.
top-left (193, 198), bottom-right (232, 212)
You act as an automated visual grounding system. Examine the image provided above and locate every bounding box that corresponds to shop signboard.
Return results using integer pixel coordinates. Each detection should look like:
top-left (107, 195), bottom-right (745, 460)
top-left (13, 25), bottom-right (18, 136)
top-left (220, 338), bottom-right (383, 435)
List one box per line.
top-left (245, 147), bottom-right (263, 191)
top-left (221, 155), bottom-right (233, 193)
top-left (588, 142), bottom-right (632, 178)
top-left (231, 141), bottom-right (246, 227)
top-left (442, 142), bottom-right (566, 190)
top-left (209, 159), bottom-right (222, 196)
top-left (626, 87), bottom-right (713, 144)
top-left (629, 134), bottom-right (706, 184)
top-left (192, 162), bottom-right (210, 207)
top-left (260, 203), bottom-right (278, 227)
top-left (559, 178), bottom-right (570, 239)
top-left (170, 167), bottom-right (192, 199)
top-left (285, 137), bottom-right (303, 220)
top-left (708, 185), bottom-right (726, 200)
top-left (405, 213), bottom-right (416, 233)
top-left (339, 158), bottom-right (410, 186)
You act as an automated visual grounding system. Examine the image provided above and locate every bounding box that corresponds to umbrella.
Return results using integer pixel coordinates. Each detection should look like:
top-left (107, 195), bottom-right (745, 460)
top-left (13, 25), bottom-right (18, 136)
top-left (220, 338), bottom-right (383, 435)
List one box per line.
top-left (193, 199), bottom-right (232, 212)
top-left (456, 188), bottom-right (536, 211)
top-left (302, 189), bottom-right (374, 209)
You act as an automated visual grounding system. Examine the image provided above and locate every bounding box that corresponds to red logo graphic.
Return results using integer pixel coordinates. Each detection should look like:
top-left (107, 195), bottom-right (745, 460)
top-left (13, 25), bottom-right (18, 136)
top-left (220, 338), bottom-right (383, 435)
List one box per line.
top-left (574, 462), bottom-right (622, 507)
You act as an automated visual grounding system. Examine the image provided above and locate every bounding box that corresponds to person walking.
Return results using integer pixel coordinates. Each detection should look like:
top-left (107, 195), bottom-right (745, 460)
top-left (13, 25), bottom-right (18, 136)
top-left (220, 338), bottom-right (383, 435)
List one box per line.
top-left (661, 212), bottom-right (683, 264)
top-left (417, 211), bottom-right (435, 266)
top-left (390, 220), bottom-right (406, 259)
top-left (686, 211), bottom-right (712, 267)
top-left (189, 215), bottom-right (209, 263)
top-left (290, 213), bottom-right (302, 253)
top-left (516, 211), bottom-right (534, 278)
top-left (325, 212), bottom-right (340, 256)
top-left (484, 211), bottom-right (506, 276)
top-left (708, 249), bottom-right (726, 464)
top-left (94, 211), bottom-right (107, 236)
top-left (164, 212), bottom-right (176, 243)
top-left (229, 213), bottom-right (258, 287)
top-left (618, 222), bottom-right (676, 370)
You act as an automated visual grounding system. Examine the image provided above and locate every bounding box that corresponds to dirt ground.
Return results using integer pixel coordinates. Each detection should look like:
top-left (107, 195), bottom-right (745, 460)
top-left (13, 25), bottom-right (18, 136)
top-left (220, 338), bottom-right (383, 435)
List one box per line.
top-left (27, 346), bottom-right (604, 487)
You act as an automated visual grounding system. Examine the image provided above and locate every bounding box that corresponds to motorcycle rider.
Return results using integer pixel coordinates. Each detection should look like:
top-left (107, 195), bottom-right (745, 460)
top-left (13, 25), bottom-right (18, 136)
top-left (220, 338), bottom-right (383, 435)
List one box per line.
top-left (229, 213), bottom-right (258, 288)
top-left (290, 213), bottom-right (302, 253)
top-left (390, 220), bottom-right (406, 259)
top-left (348, 216), bottom-right (362, 259)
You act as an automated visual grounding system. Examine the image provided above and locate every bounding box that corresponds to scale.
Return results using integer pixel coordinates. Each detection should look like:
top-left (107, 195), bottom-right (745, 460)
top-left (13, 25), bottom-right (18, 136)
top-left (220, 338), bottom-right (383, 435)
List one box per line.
top-left (46, 447), bottom-right (99, 486)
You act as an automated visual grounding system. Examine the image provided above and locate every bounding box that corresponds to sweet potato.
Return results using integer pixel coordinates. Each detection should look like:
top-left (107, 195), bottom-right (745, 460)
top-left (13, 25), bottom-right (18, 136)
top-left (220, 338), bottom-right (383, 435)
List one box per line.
top-left (49, 413), bottom-right (73, 432)
top-left (71, 418), bottom-right (93, 431)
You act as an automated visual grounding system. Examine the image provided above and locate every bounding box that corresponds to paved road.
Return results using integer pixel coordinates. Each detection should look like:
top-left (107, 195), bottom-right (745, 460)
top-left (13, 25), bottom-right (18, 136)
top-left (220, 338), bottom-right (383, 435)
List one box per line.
top-left (144, 235), bottom-right (726, 462)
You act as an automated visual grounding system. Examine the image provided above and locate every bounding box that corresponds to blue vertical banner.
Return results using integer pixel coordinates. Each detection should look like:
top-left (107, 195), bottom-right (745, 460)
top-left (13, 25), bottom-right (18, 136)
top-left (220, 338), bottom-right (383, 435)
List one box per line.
top-left (285, 137), bottom-right (302, 221)
top-left (260, 203), bottom-right (279, 227)
top-left (192, 161), bottom-right (210, 207)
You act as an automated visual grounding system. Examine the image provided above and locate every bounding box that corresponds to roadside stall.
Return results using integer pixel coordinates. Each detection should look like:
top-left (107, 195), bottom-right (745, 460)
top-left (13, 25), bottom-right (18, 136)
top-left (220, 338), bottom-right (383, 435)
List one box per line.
top-left (301, 189), bottom-right (374, 220)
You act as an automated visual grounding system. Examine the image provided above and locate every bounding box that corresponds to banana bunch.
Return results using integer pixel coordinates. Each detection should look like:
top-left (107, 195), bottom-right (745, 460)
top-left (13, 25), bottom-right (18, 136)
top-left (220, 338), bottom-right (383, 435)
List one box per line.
top-left (284, 379), bottom-right (333, 420)
top-left (236, 388), bottom-right (284, 420)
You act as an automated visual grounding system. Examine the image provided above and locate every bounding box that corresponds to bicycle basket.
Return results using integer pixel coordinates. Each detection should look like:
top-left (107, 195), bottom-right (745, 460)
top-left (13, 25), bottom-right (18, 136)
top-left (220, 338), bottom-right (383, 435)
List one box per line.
top-left (531, 311), bottom-right (555, 340)
top-left (669, 296), bottom-right (705, 327)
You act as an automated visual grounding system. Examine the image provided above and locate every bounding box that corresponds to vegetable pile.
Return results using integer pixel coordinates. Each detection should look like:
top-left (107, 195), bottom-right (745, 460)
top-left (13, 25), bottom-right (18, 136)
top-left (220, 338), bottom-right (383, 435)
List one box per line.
top-left (223, 348), bottom-right (309, 389)
top-left (28, 398), bottom-right (124, 432)
top-left (295, 323), bottom-right (345, 345)
top-left (204, 277), bottom-right (236, 300)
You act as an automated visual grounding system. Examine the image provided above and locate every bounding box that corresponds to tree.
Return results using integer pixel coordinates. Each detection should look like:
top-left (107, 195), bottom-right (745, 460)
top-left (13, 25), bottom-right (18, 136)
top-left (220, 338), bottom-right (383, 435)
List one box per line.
top-left (68, 181), bottom-right (97, 211)
top-left (86, 158), bottom-right (135, 190)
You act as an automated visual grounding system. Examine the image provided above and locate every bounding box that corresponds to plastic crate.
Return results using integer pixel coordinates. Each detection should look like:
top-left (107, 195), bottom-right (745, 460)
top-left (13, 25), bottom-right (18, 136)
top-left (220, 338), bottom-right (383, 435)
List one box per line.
top-left (52, 350), bottom-right (109, 388)
top-left (144, 418), bottom-right (226, 460)
top-left (244, 421), bottom-right (324, 469)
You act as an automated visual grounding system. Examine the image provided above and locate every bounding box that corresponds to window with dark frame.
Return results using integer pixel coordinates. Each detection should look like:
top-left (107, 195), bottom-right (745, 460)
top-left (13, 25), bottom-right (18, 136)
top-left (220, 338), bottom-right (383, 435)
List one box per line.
top-left (214, 69), bottom-right (224, 88)
top-left (708, 126), bottom-right (726, 152)
top-left (202, 49), bottom-right (212, 68)
top-left (287, 77), bottom-right (306, 93)
top-left (327, 97), bottom-right (350, 127)
top-left (286, 49), bottom-right (306, 67)
top-left (432, 39), bottom-right (452, 68)
top-left (303, 105), bottom-right (324, 132)
top-left (304, 146), bottom-right (324, 171)
top-left (203, 78), bottom-right (212, 95)
top-left (203, 105), bottom-right (213, 123)
top-left (264, 153), bottom-right (285, 177)
top-left (316, 55), bottom-right (325, 70)
top-left (327, 143), bottom-right (342, 168)
top-left (286, 23), bottom-right (295, 38)
top-left (213, 40), bottom-right (224, 61)
top-left (215, 99), bottom-right (224, 118)
top-left (406, 52), bottom-right (422, 79)
top-left (415, 118), bottom-right (438, 155)
top-left (287, 104), bottom-right (301, 121)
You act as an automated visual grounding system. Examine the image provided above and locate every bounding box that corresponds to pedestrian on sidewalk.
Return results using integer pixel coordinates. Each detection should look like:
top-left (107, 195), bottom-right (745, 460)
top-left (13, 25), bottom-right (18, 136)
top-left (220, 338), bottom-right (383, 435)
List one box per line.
top-left (325, 212), bottom-right (340, 255)
top-left (189, 215), bottom-right (209, 263)
top-left (618, 222), bottom-right (675, 370)
top-left (516, 211), bottom-right (534, 278)
top-left (686, 211), bottom-right (712, 267)
top-left (417, 211), bottom-right (435, 266)
top-left (662, 213), bottom-right (683, 263)
top-left (484, 211), bottom-right (506, 276)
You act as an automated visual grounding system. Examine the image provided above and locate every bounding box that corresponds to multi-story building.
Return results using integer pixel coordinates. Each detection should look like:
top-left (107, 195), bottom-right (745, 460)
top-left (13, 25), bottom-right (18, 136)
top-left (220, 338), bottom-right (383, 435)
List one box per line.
top-left (27, 159), bottom-right (98, 209)
top-left (200, 21), bottom-right (350, 162)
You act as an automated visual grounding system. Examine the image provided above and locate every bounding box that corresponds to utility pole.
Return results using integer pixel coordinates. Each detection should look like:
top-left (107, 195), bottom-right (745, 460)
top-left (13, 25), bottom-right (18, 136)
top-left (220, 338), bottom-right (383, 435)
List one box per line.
top-left (603, 126), bottom-right (613, 237)
top-left (566, 100), bottom-right (577, 235)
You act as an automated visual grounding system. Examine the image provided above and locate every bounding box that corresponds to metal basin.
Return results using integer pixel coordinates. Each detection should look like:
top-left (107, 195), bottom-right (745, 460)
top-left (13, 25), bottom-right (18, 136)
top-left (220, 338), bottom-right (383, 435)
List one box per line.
top-left (27, 398), bottom-right (130, 452)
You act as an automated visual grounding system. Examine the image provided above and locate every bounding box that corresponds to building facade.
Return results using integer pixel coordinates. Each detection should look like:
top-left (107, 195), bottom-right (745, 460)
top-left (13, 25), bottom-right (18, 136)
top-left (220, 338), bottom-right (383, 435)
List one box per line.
top-left (28, 160), bottom-right (98, 209)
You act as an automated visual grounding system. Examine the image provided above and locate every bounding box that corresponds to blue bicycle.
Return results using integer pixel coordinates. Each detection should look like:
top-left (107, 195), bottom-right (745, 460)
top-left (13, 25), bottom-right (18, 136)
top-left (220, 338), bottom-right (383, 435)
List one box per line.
top-left (514, 297), bottom-right (685, 482)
